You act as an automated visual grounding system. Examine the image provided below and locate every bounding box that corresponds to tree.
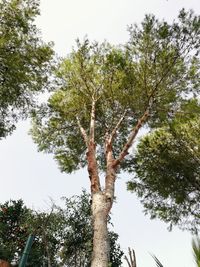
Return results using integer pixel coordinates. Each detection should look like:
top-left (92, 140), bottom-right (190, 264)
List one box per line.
top-left (0, 0), bottom-right (54, 139)
top-left (57, 190), bottom-right (123, 267)
top-left (0, 199), bottom-right (50, 266)
top-left (127, 101), bottom-right (200, 233)
top-left (31, 9), bottom-right (200, 267)
top-left (0, 200), bottom-right (30, 264)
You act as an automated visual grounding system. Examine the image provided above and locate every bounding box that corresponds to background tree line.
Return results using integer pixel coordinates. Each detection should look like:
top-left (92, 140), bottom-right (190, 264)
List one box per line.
top-left (0, 191), bottom-right (123, 266)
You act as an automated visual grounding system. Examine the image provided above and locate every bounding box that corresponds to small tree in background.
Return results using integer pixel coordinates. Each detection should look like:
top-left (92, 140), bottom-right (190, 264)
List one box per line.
top-left (0, 200), bottom-right (50, 266)
top-left (0, 191), bottom-right (123, 266)
top-left (0, 200), bottom-right (29, 263)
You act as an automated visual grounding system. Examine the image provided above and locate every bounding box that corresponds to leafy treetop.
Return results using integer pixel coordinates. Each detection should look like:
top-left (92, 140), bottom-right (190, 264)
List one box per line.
top-left (31, 9), bottom-right (199, 176)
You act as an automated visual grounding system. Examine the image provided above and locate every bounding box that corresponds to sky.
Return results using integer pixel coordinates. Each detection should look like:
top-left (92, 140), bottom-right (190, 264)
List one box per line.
top-left (0, 0), bottom-right (200, 266)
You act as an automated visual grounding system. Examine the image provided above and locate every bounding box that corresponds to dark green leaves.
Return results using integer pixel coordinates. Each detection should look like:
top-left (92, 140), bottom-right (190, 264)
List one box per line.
top-left (0, 0), bottom-right (54, 138)
top-left (128, 111), bottom-right (200, 233)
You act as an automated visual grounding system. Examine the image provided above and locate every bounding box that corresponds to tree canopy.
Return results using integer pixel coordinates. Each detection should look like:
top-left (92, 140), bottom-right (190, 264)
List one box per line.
top-left (0, 0), bottom-right (54, 138)
top-left (31, 9), bottom-right (199, 174)
top-left (127, 101), bottom-right (200, 233)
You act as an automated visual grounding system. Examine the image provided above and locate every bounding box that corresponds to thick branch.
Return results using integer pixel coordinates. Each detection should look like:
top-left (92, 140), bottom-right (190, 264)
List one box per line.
top-left (109, 110), bottom-right (127, 144)
top-left (76, 116), bottom-right (88, 146)
top-left (104, 139), bottom-right (116, 214)
top-left (90, 98), bottom-right (96, 142)
top-left (87, 142), bottom-right (101, 193)
top-left (114, 106), bottom-right (151, 168)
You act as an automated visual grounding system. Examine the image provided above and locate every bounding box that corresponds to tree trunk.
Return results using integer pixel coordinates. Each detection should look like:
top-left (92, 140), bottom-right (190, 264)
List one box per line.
top-left (91, 192), bottom-right (112, 267)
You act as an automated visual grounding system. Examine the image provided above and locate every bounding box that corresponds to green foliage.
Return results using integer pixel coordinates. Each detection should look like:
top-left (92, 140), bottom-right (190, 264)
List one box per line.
top-left (0, 0), bottom-right (54, 138)
top-left (57, 190), bottom-right (124, 267)
top-left (0, 192), bottom-right (123, 266)
top-left (0, 199), bottom-right (48, 266)
top-left (57, 191), bottom-right (93, 266)
top-left (127, 108), bottom-right (200, 232)
top-left (31, 40), bottom-right (131, 173)
top-left (31, 10), bottom-right (199, 175)
top-left (0, 200), bottom-right (29, 263)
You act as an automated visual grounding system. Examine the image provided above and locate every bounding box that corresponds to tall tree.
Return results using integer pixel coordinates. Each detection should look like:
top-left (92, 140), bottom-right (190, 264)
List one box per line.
top-left (127, 101), bottom-right (200, 233)
top-left (0, 0), bottom-right (54, 139)
top-left (31, 9), bottom-right (200, 267)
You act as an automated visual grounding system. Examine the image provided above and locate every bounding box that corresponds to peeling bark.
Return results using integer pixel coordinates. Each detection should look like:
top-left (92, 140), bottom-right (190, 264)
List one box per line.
top-left (87, 142), bottom-right (101, 193)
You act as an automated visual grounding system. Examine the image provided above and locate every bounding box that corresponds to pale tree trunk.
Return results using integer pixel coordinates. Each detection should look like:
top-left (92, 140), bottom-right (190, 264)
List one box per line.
top-left (91, 192), bottom-right (111, 267)
top-left (91, 147), bottom-right (116, 267)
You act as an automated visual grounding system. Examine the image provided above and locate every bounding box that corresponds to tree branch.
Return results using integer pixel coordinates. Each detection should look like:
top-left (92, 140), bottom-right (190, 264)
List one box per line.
top-left (76, 116), bottom-right (88, 146)
top-left (90, 98), bottom-right (96, 142)
top-left (109, 110), bottom-right (127, 144)
top-left (114, 100), bottom-right (153, 167)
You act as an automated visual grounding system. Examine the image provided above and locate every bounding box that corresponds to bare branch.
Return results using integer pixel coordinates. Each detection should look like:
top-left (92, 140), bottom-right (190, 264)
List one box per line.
top-left (89, 98), bottom-right (96, 142)
top-left (114, 100), bottom-right (153, 167)
top-left (109, 110), bottom-right (127, 144)
top-left (76, 116), bottom-right (88, 146)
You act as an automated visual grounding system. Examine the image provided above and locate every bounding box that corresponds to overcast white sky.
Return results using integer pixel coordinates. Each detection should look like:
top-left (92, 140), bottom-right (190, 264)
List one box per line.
top-left (1, 0), bottom-right (200, 266)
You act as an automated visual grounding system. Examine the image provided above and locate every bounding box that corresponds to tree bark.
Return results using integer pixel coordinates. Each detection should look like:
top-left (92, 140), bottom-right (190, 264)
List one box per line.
top-left (90, 126), bottom-right (117, 267)
top-left (91, 192), bottom-right (111, 267)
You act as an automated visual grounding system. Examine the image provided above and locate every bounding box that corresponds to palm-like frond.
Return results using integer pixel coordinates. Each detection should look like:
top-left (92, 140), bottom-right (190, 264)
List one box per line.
top-left (151, 254), bottom-right (164, 267)
top-left (192, 237), bottom-right (200, 267)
